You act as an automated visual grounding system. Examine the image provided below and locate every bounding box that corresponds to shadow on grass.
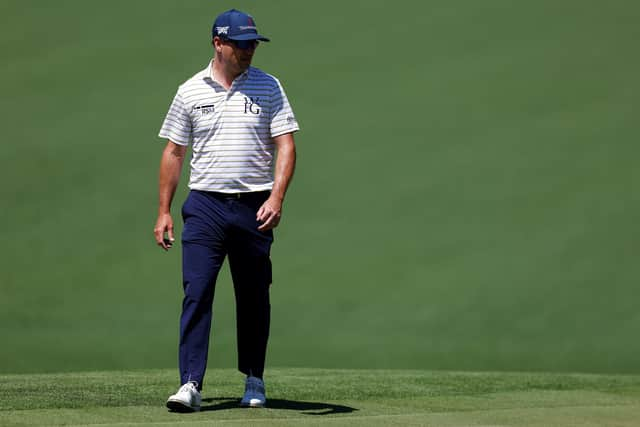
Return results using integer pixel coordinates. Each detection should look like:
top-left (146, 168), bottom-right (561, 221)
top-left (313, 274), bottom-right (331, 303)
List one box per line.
top-left (200, 397), bottom-right (358, 415)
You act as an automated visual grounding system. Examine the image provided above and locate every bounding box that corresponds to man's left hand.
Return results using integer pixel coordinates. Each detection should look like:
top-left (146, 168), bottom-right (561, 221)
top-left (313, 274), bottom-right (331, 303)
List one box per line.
top-left (257, 197), bottom-right (282, 231)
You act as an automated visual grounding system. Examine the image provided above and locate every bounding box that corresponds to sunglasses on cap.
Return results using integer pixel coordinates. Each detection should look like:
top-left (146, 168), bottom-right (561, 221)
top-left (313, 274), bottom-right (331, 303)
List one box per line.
top-left (223, 38), bottom-right (259, 50)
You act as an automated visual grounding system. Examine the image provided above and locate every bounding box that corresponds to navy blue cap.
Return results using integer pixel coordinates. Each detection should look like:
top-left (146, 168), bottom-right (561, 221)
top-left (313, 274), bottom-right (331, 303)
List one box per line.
top-left (212, 9), bottom-right (270, 42)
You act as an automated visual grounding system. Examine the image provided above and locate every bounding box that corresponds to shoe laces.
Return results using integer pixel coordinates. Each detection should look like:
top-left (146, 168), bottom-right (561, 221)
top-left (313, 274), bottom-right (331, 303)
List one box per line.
top-left (180, 382), bottom-right (198, 393)
top-left (245, 377), bottom-right (264, 393)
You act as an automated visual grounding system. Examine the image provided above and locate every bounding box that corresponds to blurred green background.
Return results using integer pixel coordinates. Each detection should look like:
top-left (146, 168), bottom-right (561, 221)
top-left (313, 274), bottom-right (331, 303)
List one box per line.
top-left (1, 0), bottom-right (638, 375)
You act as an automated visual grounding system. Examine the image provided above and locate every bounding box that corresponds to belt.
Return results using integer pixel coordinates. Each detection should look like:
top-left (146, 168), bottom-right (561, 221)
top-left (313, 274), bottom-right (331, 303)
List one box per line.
top-left (205, 190), bottom-right (270, 200)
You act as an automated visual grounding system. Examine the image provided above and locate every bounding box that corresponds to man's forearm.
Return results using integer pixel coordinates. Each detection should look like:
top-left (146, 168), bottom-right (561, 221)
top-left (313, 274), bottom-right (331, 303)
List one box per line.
top-left (271, 133), bottom-right (296, 202)
top-left (158, 141), bottom-right (187, 214)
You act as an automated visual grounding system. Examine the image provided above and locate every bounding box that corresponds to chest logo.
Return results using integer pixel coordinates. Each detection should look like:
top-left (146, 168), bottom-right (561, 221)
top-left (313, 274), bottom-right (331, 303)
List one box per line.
top-left (193, 104), bottom-right (215, 116)
top-left (244, 97), bottom-right (261, 115)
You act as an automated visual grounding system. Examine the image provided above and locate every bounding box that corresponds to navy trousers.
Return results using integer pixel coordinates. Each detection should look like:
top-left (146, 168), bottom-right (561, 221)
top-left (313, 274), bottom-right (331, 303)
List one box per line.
top-left (179, 190), bottom-right (273, 389)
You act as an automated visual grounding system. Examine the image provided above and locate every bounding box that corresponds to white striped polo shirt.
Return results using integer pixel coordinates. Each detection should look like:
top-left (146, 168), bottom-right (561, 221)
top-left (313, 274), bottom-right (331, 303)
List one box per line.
top-left (159, 60), bottom-right (299, 193)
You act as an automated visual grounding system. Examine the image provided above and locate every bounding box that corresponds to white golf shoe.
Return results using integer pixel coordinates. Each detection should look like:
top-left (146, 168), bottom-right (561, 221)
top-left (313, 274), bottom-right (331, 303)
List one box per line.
top-left (166, 382), bottom-right (201, 412)
top-left (240, 376), bottom-right (266, 408)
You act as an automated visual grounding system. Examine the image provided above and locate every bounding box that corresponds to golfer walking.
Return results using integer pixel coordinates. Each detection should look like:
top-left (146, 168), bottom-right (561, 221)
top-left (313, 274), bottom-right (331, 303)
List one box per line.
top-left (154, 9), bottom-right (299, 411)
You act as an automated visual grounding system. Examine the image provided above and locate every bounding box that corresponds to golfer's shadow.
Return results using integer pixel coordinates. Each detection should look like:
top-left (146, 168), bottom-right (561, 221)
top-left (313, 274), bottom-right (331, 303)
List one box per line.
top-left (201, 397), bottom-right (357, 415)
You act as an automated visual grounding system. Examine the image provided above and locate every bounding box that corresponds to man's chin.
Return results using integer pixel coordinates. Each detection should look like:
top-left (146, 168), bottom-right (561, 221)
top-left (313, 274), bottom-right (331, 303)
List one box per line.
top-left (232, 61), bottom-right (251, 76)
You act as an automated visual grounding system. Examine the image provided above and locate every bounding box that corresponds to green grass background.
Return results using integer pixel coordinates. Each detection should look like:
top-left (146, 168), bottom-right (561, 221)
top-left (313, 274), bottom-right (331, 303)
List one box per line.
top-left (1, 0), bottom-right (639, 376)
top-left (3, 368), bottom-right (640, 426)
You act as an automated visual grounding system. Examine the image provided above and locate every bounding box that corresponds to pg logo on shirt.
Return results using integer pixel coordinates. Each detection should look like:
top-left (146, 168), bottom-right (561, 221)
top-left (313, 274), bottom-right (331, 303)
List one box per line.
top-left (244, 97), bottom-right (261, 115)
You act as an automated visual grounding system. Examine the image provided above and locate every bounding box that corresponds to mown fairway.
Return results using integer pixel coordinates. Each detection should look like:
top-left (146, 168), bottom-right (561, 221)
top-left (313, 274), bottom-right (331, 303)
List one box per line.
top-left (1, 0), bottom-right (639, 384)
top-left (2, 368), bottom-right (640, 426)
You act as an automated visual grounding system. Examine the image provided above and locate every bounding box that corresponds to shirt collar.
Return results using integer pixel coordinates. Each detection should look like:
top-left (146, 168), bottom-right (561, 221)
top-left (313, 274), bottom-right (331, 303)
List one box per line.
top-left (203, 59), bottom-right (251, 83)
top-left (203, 60), bottom-right (215, 81)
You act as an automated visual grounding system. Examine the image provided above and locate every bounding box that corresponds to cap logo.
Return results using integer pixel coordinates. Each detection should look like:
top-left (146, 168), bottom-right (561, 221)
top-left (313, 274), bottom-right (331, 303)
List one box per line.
top-left (239, 25), bottom-right (256, 30)
top-left (216, 26), bottom-right (229, 35)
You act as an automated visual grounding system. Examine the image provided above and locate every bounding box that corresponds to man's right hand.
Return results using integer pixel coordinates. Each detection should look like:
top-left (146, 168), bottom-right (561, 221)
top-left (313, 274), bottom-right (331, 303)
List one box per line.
top-left (154, 213), bottom-right (175, 251)
top-left (155, 141), bottom-right (186, 252)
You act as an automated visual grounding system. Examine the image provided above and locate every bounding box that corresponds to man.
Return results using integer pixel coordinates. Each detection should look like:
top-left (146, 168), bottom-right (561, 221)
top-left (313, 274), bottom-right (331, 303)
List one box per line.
top-left (154, 8), bottom-right (299, 411)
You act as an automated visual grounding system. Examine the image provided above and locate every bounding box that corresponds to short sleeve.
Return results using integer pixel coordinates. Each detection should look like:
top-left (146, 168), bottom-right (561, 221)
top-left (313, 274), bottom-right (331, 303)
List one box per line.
top-left (158, 90), bottom-right (192, 146)
top-left (270, 78), bottom-right (299, 138)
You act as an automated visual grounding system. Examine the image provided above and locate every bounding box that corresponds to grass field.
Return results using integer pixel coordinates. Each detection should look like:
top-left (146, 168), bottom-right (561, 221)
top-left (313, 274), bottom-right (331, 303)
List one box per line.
top-left (3, 368), bottom-right (640, 426)
top-left (2, 0), bottom-right (639, 375)
top-left (1, 1), bottom-right (640, 424)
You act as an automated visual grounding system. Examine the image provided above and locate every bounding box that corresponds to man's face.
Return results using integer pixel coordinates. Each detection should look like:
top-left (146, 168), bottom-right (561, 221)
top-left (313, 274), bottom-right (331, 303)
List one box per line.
top-left (216, 37), bottom-right (259, 74)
